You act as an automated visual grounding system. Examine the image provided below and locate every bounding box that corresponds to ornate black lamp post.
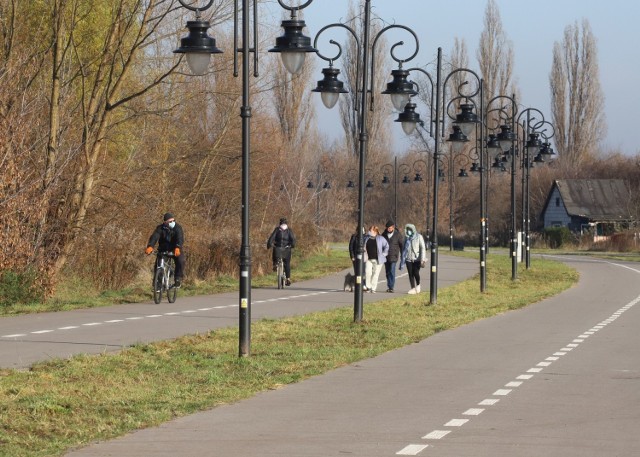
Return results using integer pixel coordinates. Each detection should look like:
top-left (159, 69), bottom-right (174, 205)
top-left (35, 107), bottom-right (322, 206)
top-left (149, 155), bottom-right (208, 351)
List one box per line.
top-left (174, 0), bottom-right (262, 357)
top-left (389, 48), bottom-right (481, 304)
top-left (272, 0), bottom-right (419, 321)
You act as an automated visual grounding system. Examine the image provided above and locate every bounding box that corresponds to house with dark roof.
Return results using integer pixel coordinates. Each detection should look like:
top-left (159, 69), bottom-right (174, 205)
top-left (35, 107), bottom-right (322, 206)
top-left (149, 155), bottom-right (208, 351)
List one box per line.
top-left (541, 179), bottom-right (634, 239)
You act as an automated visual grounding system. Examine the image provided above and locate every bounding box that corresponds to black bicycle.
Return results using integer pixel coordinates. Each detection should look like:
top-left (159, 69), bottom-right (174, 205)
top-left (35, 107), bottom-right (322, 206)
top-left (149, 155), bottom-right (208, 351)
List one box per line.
top-left (153, 251), bottom-right (177, 304)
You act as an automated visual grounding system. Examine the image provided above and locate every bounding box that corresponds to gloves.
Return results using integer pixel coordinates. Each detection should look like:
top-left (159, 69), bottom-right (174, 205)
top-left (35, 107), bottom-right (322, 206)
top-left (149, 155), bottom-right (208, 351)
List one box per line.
top-left (174, 247), bottom-right (181, 257)
top-left (145, 246), bottom-right (153, 255)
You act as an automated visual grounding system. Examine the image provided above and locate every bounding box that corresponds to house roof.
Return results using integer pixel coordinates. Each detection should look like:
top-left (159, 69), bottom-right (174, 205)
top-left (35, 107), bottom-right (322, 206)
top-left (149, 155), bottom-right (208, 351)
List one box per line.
top-left (552, 179), bottom-right (632, 221)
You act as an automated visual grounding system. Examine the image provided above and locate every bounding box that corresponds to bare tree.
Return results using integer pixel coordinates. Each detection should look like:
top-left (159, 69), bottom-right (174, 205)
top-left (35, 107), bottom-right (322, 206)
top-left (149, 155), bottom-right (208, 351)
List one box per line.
top-left (477, 0), bottom-right (515, 124)
top-left (550, 19), bottom-right (606, 167)
top-left (337, 1), bottom-right (392, 162)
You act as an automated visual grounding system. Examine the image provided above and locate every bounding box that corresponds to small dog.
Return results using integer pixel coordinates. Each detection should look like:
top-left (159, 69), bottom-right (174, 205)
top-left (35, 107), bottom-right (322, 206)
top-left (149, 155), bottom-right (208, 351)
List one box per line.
top-left (343, 272), bottom-right (356, 292)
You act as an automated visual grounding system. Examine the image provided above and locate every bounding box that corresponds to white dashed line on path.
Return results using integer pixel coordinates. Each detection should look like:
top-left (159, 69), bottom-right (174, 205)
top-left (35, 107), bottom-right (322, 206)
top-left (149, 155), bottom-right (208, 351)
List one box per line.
top-left (394, 286), bottom-right (640, 455)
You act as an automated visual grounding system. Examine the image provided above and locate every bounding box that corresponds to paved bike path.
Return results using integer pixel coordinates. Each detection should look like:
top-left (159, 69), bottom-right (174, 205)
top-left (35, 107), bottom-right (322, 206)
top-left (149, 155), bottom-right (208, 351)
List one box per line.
top-left (65, 255), bottom-right (640, 457)
top-left (0, 255), bottom-right (476, 369)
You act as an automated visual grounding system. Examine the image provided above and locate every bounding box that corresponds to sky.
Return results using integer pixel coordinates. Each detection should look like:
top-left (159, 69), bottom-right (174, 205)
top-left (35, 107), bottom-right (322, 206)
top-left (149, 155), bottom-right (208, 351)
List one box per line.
top-left (265, 0), bottom-right (640, 155)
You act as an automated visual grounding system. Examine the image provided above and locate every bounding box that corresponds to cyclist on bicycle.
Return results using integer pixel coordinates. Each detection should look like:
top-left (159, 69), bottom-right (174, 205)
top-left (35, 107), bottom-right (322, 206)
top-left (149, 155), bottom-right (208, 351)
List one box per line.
top-left (145, 212), bottom-right (185, 288)
top-left (267, 217), bottom-right (296, 286)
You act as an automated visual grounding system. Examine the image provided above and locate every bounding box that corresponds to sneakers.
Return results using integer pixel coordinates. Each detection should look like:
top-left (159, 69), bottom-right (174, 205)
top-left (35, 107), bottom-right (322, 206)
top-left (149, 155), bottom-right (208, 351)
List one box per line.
top-left (415, 284), bottom-right (421, 293)
top-left (408, 288), bottom-right (416, 294)
top-left (363, 286), bottom-right (369, 291)
top-left (386, 288), bottom-right (394, 293)
top-left (285, 278), bottom-right (291, 286)
top-left (174, 279), bottom-right (182, 288)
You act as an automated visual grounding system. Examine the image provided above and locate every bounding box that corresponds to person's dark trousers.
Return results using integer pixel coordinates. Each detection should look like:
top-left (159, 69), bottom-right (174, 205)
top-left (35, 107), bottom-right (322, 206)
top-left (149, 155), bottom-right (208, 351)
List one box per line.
top-left (406, 260), bottom-right (421, 289)
top-left (385, 261), bottom-right (397, 290)
top-left (174, 253), bottom-right (186, 280)
top-left (352, 260), bottom-right (358, 274)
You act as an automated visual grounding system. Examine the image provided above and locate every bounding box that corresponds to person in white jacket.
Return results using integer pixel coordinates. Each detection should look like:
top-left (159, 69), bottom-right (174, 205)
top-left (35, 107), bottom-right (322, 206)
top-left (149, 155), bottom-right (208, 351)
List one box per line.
top-left (399, 223), bottom-right (426, 294)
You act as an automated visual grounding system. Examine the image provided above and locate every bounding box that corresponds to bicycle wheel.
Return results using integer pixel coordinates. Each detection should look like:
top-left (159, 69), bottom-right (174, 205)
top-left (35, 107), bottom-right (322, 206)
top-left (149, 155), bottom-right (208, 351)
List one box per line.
top-left (167, 259), bottom-right (177, 303)
top-left (153, 268), bottom-right (163, 304)
top-left (277, 259), bottom-right (285, 289)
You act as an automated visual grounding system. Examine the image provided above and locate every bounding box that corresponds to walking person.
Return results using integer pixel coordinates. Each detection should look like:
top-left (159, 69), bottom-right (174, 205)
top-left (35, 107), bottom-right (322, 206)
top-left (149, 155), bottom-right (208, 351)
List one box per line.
top-left (399, 223), bottom-right (426, 294)
top-left (363, 225), bottom-right (389, 293)
top-left (348, 228), bottom-right (360, 274)
top-left (382, 220), bottom-right (404, 293)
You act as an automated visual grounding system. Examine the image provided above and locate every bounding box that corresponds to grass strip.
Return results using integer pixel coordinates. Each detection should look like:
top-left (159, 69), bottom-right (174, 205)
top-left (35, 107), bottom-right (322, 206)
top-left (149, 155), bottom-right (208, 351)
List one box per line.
top-left (0, 255), bottom-right (577, 456)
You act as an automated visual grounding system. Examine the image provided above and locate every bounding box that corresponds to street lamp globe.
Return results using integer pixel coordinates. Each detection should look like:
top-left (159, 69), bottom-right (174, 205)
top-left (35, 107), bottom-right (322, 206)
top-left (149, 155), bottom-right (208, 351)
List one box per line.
top-left (173, 20), bottom-right (223, 76)
top-left (496, 124), bottom-right (516, 153)
top-left (382, 69), bottom-right (418, 111)
top-left (395, 102), bottom-right (421, 135)
top-left (269, 16), bottom-right (317, 74)
top-left (446, 124), bottom-right (469, 153)
top-left (312, 67), bottom-right (348, 109)
top-left (455, 103), bottom-right (479, 136)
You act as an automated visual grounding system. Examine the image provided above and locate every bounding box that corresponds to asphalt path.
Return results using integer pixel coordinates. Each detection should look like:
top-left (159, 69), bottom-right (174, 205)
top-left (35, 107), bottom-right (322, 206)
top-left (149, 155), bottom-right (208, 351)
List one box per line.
top-left (64, 255), bottom-right (640, 457)
top-left (0, 254), bottom-right (476, 369)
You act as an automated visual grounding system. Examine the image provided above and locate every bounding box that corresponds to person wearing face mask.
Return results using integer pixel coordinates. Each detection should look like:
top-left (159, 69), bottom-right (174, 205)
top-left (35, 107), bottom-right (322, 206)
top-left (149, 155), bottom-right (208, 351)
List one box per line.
top-left (399, 223), bottom-right (426, 294)
top-left (267, 217), bottom-right (296, 286)
top-left (145, 212), bottom-right (185, 288)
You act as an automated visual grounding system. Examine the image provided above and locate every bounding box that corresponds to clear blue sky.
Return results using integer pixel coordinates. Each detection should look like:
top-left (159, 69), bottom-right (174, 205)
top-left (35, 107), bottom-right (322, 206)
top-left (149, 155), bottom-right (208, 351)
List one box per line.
top-left (265, 0), bottom-right (639, 155)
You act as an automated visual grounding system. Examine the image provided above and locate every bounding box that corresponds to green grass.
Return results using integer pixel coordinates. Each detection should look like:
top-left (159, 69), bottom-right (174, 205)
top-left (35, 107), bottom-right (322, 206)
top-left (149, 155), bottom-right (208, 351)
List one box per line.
top-left (0, 254), bottom-right (578, 457)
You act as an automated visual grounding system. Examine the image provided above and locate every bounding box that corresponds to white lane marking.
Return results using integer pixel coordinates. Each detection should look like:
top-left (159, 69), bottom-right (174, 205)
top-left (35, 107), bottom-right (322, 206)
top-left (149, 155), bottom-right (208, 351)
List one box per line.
top-left (145, 315), bottom-right (162, 318)
top-left (463, 408), bottom-right (484, 416)
top-left (82, 323), bottom-right (102, 327)
top-left (105, 320), bottom-right (124, 323)
top-left (59, 326), bottom-right (79, 330)
top-left (198, 308), bottom-right (212, 311)
top-left (2, 334), bottom-right (26, 338)
top-left (398, 259), bottom-right (640, 454)
top-left (396, 444), bottom-right (429, 455)
top-left (445, 419), bottom-right (469, 426)
top-left (31, 330), bottom-right (53, 334)
top-left (182, 310), bottom-right (197, 313)
top-left (125, 317), bottom-right (143, 320)
top-left (423, 430), bottom-right (451, 439)
top-left (164, 312), bottom-right (180, 315)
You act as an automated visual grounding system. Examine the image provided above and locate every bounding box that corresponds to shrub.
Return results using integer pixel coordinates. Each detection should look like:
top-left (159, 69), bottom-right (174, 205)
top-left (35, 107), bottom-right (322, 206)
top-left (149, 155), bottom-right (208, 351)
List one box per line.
top-left (0, 269), bottom-right (45, 307)
top-left (543, 226), bottom-right (574, 248)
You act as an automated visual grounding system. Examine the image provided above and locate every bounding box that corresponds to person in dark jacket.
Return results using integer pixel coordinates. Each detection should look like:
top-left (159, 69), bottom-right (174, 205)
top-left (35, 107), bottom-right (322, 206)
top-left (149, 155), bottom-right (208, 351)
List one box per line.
top-left (267, 217), bottom-right (296, 286)
top-left (348, 227), bottom-right (362, 274)
top-left (381, 219), bottom-right (404, 293)
top-left (145, 212), bottom-right (185, 287)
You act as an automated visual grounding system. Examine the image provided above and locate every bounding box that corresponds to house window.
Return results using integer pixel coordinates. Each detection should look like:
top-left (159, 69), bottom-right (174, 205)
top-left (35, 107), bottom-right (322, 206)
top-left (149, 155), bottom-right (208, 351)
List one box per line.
top-left (555, 197), bottom-right (560, 207)
top-left (552, 221), bottom-right (562, 227)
